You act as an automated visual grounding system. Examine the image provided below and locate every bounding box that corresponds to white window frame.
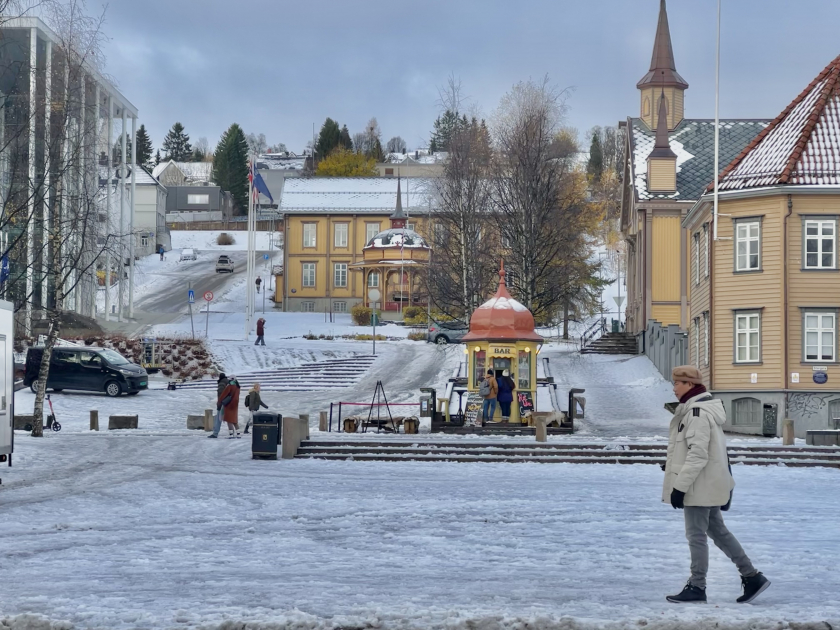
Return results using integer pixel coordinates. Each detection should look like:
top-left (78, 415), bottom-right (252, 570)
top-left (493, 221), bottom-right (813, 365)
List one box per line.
top-left (334, 223), bottom-right (348, 248)
top-left (407, 222), bottom-right (415, 232)
top-left (735, 220), bottom-right (761, 272)
top-left (735, 311), bottom-right (761, 364)
top-left (694, 232), bottom-right (700, 285)
top-left (301, 301), bottom-right (315, 312)
top-left (368, 271), bottom-right (379, 287)
top-left (302, 263), bottom-right (316, 288)
top-left (693, 317), bottom-right (700, 367)
top-left (703, 311), bottom-right (709, 367)
top-left (703, 223), bottom-right (710, 278)
top-left (302, 223), bottom-right (317, 248)
top-left (365, 222), bottom-right (380, 244)
top-left (804, 219), bottom-right (837, 270)
top-left (803, 310), bottom-right (836, 362)
top-left (334, 263), bottom-right (348, 288)
top-left (187, 193), bottom-right (209, 205)
top-left (333, 301), bottom-right (347, 313)
top-left (141, 235), bottom-right (149, 248)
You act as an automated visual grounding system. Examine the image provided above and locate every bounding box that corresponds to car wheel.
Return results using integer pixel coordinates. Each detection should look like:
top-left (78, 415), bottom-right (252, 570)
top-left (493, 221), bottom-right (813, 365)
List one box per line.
top-left (435, 335), bottom-right (449, 345)
top-left (104, 381), bottom-right (122, 397)
top-left (127, 391), bottom-right (139, 396)
top-left (29, 383), bottom-right (39, 394)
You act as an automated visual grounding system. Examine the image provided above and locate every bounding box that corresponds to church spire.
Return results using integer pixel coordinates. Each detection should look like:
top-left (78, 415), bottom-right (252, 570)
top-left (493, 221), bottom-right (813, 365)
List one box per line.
top-left (390, 175), bottom-right (407, 229)
top-left (637, 0), bottom-right (689, 90)
top-left (646, 90), bottom-right (678, 193)
top-left (650, 91), bottom-right (677, 159)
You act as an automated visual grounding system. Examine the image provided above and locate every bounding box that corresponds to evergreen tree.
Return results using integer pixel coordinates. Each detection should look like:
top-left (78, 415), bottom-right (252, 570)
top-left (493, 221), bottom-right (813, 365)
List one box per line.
top-left (212, 123), bottom-right (249, 215)
top-left (135, 124), bottom-right (154, 167)
top-left (587, 128), bottom-right (604, 183)
top-left (430, 109), bottom-right (465, 152)
top-left (315, 118), bottom-right (341, 161)
top-left (192, 147), bottom-right (206, 162)
top-left (154, 150), bottom-right (161, 166)
top-left (162, 122), bottom-right (192, 161)
top-left (339, 125), bottom-right (353, 151)
top-left (112, 134), bottom-right (131, 165)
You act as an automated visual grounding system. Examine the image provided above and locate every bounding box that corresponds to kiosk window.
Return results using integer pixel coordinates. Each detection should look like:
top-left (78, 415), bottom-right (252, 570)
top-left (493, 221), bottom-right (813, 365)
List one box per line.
top-left (473, 351), bottom-right (486, 388)
top-left (518, 351), bottom-right (531, 390)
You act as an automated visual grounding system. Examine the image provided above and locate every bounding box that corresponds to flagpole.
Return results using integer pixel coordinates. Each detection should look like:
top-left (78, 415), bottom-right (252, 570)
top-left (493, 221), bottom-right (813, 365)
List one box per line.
top-left (245, 157), bottom-right (254, 339)
top-left (713, 0), bottom-right (721, 241)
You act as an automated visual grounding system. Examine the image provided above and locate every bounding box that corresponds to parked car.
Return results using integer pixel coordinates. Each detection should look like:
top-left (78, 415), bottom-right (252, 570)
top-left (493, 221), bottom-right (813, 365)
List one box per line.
top-left (24, 346), bottom-right (148, 397)
top-left (426, 320), bottom-right (469, 345)
top-left (215, 255), bottom-right (234, 273)
top-left (179, 248), bottom-right (197, 261)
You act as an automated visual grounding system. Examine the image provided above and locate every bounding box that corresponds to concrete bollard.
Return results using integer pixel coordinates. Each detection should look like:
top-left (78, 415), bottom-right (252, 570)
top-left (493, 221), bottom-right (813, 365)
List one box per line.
top-left (204, 409), bottom-right (213, 432)
top-left (299, 413), bottom-right (310, 440)
top-left (186, 415), bottom-right (205, 430)
top-left (783, 418), bottom-right (795, 446)
top-left (535, 416), bottom-right (547, 442)
top-left (90, 410), bottom-right (99, 431)
top-left (281, 417), bottom-right (308, 459)
top-left (108, 415), bottom-right (138, 430)
top-left (319, 411), bottom-right (328, 432)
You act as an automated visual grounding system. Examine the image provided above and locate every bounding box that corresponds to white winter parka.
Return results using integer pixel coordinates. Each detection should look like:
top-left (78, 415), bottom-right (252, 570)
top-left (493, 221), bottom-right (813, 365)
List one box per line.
top-left (662, 392), bottom-right (734, 507)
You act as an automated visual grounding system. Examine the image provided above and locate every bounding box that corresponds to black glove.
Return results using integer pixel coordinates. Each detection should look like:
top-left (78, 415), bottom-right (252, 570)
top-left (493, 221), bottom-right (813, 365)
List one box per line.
top-left (660, 463), bottom-right (666, 471)
top-left (670, 489), bottom-right (685, 510)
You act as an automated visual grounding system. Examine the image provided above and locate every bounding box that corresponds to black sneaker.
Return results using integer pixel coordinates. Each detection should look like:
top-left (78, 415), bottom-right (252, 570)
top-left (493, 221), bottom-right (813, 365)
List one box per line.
top-left (666, 582), bottom-right (707, 603)
top-left (207, 434), bottom-right (218, 439)
top-left (737, 573), bottom-right (770, 603)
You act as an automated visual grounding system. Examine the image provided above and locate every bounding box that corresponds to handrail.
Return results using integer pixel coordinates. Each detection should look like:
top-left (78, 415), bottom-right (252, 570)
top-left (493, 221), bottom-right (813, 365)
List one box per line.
top-left (580, 317), bottom-right (607, 349)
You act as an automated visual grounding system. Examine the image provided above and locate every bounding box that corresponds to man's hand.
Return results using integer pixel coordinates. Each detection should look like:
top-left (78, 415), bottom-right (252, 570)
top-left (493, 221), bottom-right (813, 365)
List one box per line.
top-left (670, 489), bottom-right (685, 509)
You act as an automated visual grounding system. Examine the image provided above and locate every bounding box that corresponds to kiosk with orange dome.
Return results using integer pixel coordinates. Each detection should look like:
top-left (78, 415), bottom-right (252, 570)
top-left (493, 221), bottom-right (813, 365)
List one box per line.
top-left (461, 262), bottom-right (543, 425)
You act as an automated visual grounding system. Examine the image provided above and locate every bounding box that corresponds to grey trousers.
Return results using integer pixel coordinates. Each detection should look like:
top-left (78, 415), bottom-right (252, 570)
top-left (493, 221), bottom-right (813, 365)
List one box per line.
top-left (684, 506), bottom-right (757, 588)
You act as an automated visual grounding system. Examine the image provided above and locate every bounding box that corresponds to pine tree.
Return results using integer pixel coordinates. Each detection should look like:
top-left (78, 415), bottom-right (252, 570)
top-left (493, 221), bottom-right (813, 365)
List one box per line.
top-left (154, 150), bottom-right (161, 166)
top-left (587, 129), bottom-right (604, 183)
top-left (315, 118), bottom-right (341, 161)
top-left (192, 147), bottom-right (206, 162)
top-left (430, 109), bottom-right (464, 152)
top-left (162, 122), bottom-right (193, 161)
top-left (135, 124), bottom-right (153, 167)
top-left (212, 123), bottom-right (249, 215)
top-left (339, 125), bottom-right (353, 151)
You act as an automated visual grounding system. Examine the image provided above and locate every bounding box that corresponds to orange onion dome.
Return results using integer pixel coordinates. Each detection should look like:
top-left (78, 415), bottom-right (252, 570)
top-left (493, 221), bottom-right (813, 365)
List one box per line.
top-left (462, 262), bottom-right (543, 342)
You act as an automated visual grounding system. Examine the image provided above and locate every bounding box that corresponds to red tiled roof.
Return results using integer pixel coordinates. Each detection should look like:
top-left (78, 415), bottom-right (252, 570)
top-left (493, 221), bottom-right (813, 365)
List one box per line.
top-left (713, 54), bottom-right (840, 191)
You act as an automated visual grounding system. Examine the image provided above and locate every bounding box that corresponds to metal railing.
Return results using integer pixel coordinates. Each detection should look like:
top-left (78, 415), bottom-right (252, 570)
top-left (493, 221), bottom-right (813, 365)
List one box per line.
top-left (580, 317), bottom-right (607, 350)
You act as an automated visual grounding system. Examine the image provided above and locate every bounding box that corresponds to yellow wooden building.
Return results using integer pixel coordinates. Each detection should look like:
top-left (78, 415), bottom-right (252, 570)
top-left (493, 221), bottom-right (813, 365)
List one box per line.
top-left (684, 55), bottom-right (840, 437)
top-left (620, 0), bottom-right (768, 335)
top-left (279, 177), bottom-right (434, 315)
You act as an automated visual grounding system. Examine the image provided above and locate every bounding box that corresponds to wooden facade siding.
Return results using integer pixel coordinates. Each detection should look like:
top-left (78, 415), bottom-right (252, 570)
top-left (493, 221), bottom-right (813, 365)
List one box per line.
top-left (648, 160), bottom-right (677, 193)
top-left (652, 216), bottom-right (681, 304)
top-left (652, 304), bottom-right (681, 325)
top-left (688, 210), bottom-right (713, 385)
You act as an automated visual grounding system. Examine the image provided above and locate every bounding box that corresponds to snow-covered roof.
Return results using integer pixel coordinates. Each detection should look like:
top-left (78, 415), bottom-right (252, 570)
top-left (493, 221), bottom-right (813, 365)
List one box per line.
top-left (98, 165), bottom-right (163, 188)
top-left (280, 177), bottom-right (436, 214)
top-left (479, 295), bottom-right (530, 313)
top-left (152, 160), bottom-right (213, 183)
top-left (717, 55), bottom-right (840, 191)
top-left (258, 153), bottom-right (307, 170)
top-left (384, 150), bottom-right (447, 165)
top-left (629, 117), bottom-right (768, 201)
top-left (364, 228), bottom-right (429, 249)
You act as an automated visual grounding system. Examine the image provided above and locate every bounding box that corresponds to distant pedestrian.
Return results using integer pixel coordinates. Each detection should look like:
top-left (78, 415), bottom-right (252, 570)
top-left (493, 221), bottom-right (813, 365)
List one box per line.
top-left (479, 368), bottom-right (498, 426)
top-left (159, 245), bottom-right (165, 261)
top-left (664, 365), bottom-right (770, 604)
top-left (255, 276), bottom-right (262, 294)
top-left (217, 375), bottom-right (242, 438)
top-left (208, 373), bottom-right (229, 438)
top-left (254, 317), bottom-right (266, 346)
top-left (243, 382), bottom-right (269, 434)
top-left (497, 369), bottom-right (515, 421)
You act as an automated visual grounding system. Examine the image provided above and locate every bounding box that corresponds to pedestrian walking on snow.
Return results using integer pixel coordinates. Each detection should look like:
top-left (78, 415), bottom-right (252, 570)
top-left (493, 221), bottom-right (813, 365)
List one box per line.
top-left (496, 369), bottom-right (515, 421)
top-left (217, 376), bottom-right (242, 438)
top-left (255, 276), bottom-right (262, 294)
top-left (208, 373), bottom-right (229, 438)
top-left (479, 369), bottom-right (498, 425)
top-left (243, 382), bottom-right (269, 434)
top-left (664, 365), bottom-right (770, 605)
top-left (254, 317), bottom-right (266, 346)
top-left (159, 245), bottom-right (165, 261)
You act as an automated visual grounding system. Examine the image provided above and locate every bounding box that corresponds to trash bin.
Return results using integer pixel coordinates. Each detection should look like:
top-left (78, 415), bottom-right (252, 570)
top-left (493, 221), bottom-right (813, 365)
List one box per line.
top-left (611, 319), bottom-right (619, 333)
top-left (251, 412), bottom-right (282, 460)
top-left (762, 403), bottom-right (778, 437)
top-left (371, 313), bottom-right (380, 326)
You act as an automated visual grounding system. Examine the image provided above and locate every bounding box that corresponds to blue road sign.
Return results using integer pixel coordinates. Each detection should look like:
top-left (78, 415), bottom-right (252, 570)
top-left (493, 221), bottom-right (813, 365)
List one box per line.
top-left (188, 289), bottom-right (195, 304)
top-left (263, 253), bottom-right (269, 260)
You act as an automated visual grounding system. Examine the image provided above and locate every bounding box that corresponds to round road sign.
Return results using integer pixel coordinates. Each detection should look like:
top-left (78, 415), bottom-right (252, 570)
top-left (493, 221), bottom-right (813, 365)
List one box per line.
top-left (203, 291), bottom-right (214, 301)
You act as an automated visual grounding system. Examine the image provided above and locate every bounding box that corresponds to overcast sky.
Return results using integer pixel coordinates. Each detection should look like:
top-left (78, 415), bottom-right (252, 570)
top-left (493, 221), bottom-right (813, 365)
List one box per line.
top-left (99, 0), bottom-right (840, 155)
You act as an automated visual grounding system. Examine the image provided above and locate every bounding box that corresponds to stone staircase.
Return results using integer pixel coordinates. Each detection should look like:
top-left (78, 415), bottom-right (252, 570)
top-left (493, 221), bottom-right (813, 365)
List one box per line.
top-left (581, 332), bottom-right (638, 355)
top-left (175, 356), bottom-right (377, 392)
top-left (295, 439), bottom-right (840, 468)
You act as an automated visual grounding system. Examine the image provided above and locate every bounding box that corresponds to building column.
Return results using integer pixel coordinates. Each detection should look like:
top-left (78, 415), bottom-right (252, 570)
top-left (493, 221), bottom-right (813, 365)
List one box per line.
top-left (128, 115), bottom-right (136, 319)
top-left (91, 84), bottom-right (99, 319)
top-left (25, 28), bottom-right (37, 335)
top-left (74, 73), bottom-right (86, 315)
top-left (645, 210), bottom-right (653, 326)
top-left (41, 39), bottom-right (52, 315)
top-left (117, 107), bottom-right (127, 321)
top-left (104, 96), bottom-right (112, 321)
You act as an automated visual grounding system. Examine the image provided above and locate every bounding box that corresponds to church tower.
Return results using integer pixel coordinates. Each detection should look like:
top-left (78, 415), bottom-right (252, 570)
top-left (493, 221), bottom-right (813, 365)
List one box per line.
top-left (637, 0), bottom-right (688, 131)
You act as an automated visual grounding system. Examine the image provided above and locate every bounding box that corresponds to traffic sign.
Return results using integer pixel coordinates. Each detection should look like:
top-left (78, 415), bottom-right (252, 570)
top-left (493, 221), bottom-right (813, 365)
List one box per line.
top-left (203, 291), bottom-right (214, 301)
top-left (613, 296), bottom-right (625, 308)
top-left (188, 289), bottom-right (195, 304)
top-left (263, 253), bottom-right (269, 260)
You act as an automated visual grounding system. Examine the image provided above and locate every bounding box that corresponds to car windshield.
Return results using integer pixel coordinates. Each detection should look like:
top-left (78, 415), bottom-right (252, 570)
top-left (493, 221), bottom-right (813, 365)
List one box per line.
top-left (99, 349), bottom-right (130, 365)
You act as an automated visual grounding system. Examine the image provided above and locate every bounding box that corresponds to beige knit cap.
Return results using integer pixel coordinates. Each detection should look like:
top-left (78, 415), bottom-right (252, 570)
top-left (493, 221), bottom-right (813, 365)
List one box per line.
top-left (671, 365), bottom-right (703, 385)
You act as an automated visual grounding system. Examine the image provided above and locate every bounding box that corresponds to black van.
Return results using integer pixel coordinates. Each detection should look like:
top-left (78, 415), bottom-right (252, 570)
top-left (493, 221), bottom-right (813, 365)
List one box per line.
top-left (24, 346), bottom-right (149, 397)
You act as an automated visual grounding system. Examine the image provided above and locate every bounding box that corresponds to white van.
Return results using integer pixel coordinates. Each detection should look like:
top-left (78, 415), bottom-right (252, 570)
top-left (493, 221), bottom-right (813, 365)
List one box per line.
top-left (179, 248), bottom-right (197, 261)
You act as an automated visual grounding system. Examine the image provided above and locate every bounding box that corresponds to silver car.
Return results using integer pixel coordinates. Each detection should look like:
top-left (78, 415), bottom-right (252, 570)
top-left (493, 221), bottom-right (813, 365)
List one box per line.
top-left (426, 321), bottom-right (469, 344)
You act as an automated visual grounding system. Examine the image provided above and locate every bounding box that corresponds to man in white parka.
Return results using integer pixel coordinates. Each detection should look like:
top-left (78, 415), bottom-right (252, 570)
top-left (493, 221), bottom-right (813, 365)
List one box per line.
top-left (664, 365), bottom-right (770, 604)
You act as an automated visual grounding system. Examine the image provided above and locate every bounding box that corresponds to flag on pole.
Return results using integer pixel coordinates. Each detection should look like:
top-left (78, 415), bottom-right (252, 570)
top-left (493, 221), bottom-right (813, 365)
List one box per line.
top-left (249, 161), bottom-right (274, 204)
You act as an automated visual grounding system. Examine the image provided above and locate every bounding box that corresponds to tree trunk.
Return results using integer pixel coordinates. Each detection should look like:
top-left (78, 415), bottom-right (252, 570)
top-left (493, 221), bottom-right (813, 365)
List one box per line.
top-left (563, 300), bottom-right (569, 340)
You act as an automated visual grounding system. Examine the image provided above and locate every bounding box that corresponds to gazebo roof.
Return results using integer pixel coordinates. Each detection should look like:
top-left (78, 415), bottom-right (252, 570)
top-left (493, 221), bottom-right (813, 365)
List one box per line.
top-left (462, 263), bottom-right (543, 343)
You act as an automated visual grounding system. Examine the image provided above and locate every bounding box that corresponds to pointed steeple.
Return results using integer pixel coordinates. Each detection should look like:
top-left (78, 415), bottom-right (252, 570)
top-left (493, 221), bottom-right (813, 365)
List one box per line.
top-left (649, 91), bottom-right (677, 159)
top-left (637, 0), bottom-right (688, 90)
top-left (390, 175), bottom-right (407, 229)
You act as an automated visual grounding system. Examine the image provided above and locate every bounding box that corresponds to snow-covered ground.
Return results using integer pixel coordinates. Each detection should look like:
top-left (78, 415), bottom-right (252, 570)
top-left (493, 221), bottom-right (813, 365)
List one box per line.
top-left (170, 230), bottom-right (279, 252)
top-left (1, 435), bottom-right (838, 629)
